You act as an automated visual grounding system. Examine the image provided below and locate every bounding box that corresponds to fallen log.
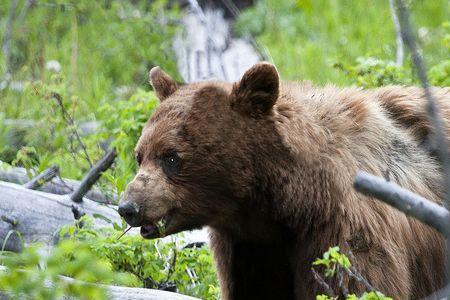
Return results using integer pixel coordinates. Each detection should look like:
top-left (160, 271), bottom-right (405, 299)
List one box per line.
top-left (0, 181), bottom-right (121, 252)
top-left (0, 266), bottom-right (199, 300)
top-left (0, 164), bottom-right (115, 204)
top-left (0, 181), bottom-right (209, 252)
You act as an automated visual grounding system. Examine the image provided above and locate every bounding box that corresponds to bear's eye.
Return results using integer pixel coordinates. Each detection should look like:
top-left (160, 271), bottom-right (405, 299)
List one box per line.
top-left (160, 151), bottom-right (181, 178)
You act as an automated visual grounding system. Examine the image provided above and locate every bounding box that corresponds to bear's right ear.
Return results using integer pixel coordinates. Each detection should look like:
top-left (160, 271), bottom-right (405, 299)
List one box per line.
top-left (149, 66), bottom-right (178, 101)
top-left (231, 62), bottom-right (279, 117)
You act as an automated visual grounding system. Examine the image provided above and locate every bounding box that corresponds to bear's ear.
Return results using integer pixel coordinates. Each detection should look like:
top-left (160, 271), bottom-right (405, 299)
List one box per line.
top-left (231, 62), bottom-right (279, 117)
top-left (149, 66), bottom-right (178, 101)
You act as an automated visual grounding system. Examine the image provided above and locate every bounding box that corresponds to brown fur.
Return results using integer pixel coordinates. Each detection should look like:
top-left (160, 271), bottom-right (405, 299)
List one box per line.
top-left (121, 63), bottom-right (449, 299)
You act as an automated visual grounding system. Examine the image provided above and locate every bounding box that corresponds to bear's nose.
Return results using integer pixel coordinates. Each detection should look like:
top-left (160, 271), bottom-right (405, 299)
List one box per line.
top-left (118, 202), bottom-right (142, 227)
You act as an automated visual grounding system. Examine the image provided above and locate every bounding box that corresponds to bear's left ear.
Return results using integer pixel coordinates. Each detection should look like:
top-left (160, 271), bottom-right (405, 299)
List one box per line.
top-left (149, 66), bottom-right (178, 101)
top-left (231, 62), bottom-right (279, 117)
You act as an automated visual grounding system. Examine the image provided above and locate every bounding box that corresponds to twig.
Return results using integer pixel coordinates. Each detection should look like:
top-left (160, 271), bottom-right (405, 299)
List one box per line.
top-left (336, 265), bottom-right (349, 297)
top-left (57, 173), bottom-right (74, 191)
top-left (388, 0), bottom-right (404, 66)
top-left (354, 171), bottom-right (450, 237)
top-left (51, 92), bottom-right (93, 167)
top-left (1, 215), bottom-right (18, 227)
top-left (346, 267), bottom-right (381, 298)
top-left (23, 165), bottom-right (59, 190)
top-left (70, 148), bottom-right (117, 203)
top-left (219, 0), bottom-right (271, 61)
top-left (117, 226), bottom-right (132, 241)
top-left (17, 0), bottom-right (35, 25)
top-left (311, 268), bottom-right (336, 297)
top-left (166, 246), bottom-right (177, 281)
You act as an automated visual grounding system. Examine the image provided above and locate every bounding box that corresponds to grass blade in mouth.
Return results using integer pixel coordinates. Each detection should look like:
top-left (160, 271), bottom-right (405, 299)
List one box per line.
top-left (117, 226), bottom-right (132, 240)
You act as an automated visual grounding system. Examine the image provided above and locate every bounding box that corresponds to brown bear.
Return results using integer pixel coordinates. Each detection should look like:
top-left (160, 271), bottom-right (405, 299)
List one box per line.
top-left (118, 62), bottom-right (450, 299)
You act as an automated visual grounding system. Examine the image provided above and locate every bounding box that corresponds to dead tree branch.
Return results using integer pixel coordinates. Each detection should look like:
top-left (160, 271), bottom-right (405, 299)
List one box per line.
top-left (23, 165), bottom-right (59, 190)
top-left (311, 268), bottom-right (336, 297)
top-left (354, 171), bottom-right (450, 237)
top-left (1, 215), bottom-right (18, 227)
top-left (394, 0), bottom-right (450, 200)
top-left (388, 0), bottom-right (403, 66)
top-left (423, 284), bottom-right (450, 300)
top-left (393, 1), bottom-right (450, 294)
top-left (219, 0), bottom-right (270, 61)
top-left (0, 165), bottom-right (115, 204)
top-left (51, 92), bottom-right (93, 167)
top-left (70, 148), bottom-right (117, 203)
top-left (17, 0), bottom-right (35, 25)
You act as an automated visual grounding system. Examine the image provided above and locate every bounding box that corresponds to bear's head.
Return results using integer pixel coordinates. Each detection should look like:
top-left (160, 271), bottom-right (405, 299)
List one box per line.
top-left (118, 62), bottom-right (284, 239)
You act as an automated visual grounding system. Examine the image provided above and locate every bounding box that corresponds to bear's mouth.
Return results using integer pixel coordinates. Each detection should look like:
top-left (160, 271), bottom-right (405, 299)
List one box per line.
top-left (140, 213), bottom-right (173, 239)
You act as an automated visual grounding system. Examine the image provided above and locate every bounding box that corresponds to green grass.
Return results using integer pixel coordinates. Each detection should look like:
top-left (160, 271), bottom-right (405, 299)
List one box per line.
top-left (236, 0), bottom-right (449, 85)
top-left (0, 0), bottom-right (180, 120)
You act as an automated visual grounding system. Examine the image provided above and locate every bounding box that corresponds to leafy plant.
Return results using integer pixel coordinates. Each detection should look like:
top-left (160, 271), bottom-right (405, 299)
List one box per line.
top-left (0, 240), bottom-right (137, 300)
top-left (333, 57), bottom-right (413, 88)
top-left (317, 291), bottom-right (392, 300)
top-left (313, 246), bottom-right (351, 278)
top-left (334, 22), bottom-right (450, 88)
top-left (313, 247), bottom-right (392, 300)
top-left (59, 216), bottom-right (220, 299)
top-left (235, 0), bottom-right (448, 84)
top-left (99, 89), bottom-right (159, 198)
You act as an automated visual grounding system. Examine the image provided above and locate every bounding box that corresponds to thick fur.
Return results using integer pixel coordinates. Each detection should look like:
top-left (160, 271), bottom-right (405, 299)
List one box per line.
top-left (123, 64), bottom-right (450, 299)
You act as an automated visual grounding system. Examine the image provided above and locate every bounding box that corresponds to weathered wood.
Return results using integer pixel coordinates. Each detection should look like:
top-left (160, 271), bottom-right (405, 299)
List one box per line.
top-left (23, 165), bottom-right (59, 190)
top-left (0, 165), bottom-right (114, 204)
top-left (354, 171), bottom-right (450, 237)
top-left (0, 266), bottom-right (199, 300)
top-left (70, 148), bottom-right (117, 203)
top-left (0, 181), bottom-right (121, 252)
top-left (0, 181), bottom-right (209, 252)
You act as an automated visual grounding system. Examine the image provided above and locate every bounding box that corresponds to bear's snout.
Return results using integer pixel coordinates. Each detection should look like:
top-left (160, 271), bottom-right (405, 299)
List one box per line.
top-left (118, 201), bottom-right (142, 227)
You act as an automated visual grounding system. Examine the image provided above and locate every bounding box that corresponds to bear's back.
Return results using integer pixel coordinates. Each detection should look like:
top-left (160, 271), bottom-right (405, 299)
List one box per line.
top-left (274, 83), bottom-right (449, 298)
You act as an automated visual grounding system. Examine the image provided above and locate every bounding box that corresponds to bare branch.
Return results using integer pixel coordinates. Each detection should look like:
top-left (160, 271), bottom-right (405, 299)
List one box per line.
top-left (393, 2), bottom-right (450, 293)
top-left (0, 165), bottom-right (115, 204)
top-left (17, 0), bottom-right (35, 25)
top-left (394, 0), bottom-right (450, 201)
top-left (219, 0), bottom-right (270, 61)
top-left (423, 284), bottom-right (450, 300)
top-left (23, 165), bottom-right (59, 190)
top-left (51, 92), bottom-right (93, 167)
top-left (354, 171), bottom-right (450, 237)
top-left (70, 148), bottom-right (117, 203)
top-left (311, 268), bottom-right (336, 297)
top-left (1, 215), bottom-right (18, 227)
top-left (388, 0), bottom-right (404, 66)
